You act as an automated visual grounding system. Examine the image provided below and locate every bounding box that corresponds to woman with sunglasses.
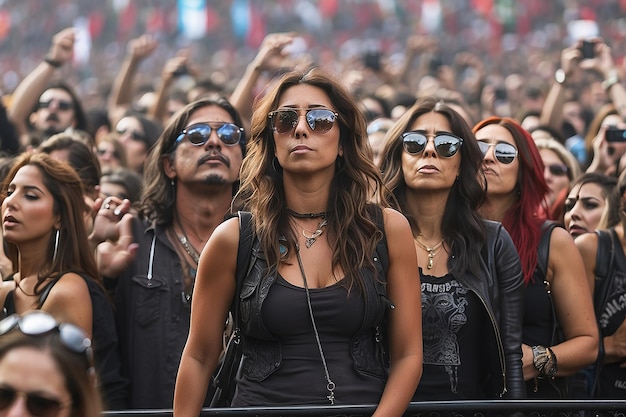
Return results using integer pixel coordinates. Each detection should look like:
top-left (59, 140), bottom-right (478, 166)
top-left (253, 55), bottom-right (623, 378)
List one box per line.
top-left (175, 69), bottom-right (422, 416)
top-left (379, 97), bottom-right (525, 401)
top-left (0, 152), bottom-right (127, 409)
top-left (534, 137), bottom-right (582, 225)
top-left (473, 117), bottom-right (598, 398)
top-left (0, 311), bottom-right (102, 417)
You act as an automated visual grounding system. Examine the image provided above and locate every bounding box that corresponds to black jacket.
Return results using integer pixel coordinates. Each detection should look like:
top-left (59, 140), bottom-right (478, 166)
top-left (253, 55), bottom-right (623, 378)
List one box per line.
top-left (452, 220), bottom-right (526, 399)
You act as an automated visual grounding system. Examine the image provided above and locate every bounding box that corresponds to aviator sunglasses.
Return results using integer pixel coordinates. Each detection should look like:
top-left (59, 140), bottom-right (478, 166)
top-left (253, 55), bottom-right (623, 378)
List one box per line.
top-left (0, 311), bottom-right (93, 417)
top-left (175, 122), bottom-right (244, 147)
top-left (401, 131), bottom-right (464, 158)
top-left (268, 108), bottom-right (338, 135)
top-left (477, 141), bottom-right (518, 164)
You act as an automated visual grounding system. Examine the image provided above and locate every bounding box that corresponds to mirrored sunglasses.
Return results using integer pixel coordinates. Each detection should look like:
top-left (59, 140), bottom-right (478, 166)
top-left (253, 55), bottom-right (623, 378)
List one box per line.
top-left (545, 163), bottom-right (569, 177)
top-left (401, 131), bottom-right (464, 158)
top-left (175, 122), bottom-right (244, 147)
top-left (268, 108), bottom-right (338, 135)
top-left (37, 99), bottom-right (73, 111)
top-left (477, 141), bottom-right (518, 164)
top-left (0, 311), bottom-right (92, 361)
top-left (0, 387), bottom-right (70, 417)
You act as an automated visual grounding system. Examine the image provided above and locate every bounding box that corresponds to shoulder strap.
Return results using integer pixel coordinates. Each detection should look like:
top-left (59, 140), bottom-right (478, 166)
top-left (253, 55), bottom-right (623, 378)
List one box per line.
top-left (536, 220), bottom-right (560, 280)
top-left (233, 212), bottom-right (254, 323)
top-left (594, 229), bottom-right (615, 317)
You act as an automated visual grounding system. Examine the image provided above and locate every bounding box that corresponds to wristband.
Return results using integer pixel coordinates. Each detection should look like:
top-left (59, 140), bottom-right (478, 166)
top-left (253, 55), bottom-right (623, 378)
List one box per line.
top-left (602, 70), bottom-right (620, 91)
top-left (43, 56), bottom-right (62, 68)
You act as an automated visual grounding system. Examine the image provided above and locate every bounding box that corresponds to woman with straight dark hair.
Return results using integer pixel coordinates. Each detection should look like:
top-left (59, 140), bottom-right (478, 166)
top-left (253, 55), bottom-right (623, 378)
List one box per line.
top-left (379, 96), bottom-right (526, 400)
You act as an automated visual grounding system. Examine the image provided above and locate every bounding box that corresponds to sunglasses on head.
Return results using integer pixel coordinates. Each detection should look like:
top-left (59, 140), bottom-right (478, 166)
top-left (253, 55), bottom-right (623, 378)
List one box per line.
top-left (175, 122), bottom-right (244, 147)
top-left (116, 128), bottom-right (146, 142)
top-left (268, 108), bottom-right (338, 135)
top-left (0, 387), bottom-right (71, 417)
top-left (545, 163), bottom-right (569, 177)
top-left (37, 99), bottom-right (72, 111)
top-left (401, 131), bottom-right (464, 158)
top-left (0, 311), bottom-right (93, 360)
top-left (477, 141), bottom-right (518, 164)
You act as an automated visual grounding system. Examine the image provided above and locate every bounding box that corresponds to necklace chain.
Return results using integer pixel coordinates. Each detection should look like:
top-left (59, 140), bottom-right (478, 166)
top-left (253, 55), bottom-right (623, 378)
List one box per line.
top-left (177, 235), bottom-right (200, 265)
top-left (295, 244), bottom-right (336, 405)
top-left (287, 208), bottom-right (327, 219)
top-left (415, 235), bottom-right (444, 270)
top-left (292, 218), bottom-right (328, 248)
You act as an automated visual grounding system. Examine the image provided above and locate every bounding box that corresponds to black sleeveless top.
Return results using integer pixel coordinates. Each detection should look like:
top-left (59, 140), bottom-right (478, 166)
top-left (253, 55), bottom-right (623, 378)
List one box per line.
top-left (231, 274), bottom-right (385, 406)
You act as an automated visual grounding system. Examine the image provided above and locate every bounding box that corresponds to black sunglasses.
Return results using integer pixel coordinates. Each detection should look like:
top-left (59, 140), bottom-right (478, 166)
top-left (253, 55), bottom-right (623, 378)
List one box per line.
top-left (37, 99), bottom-right (72, 111)
top-left (268, 108), bottom-right (338, 135)
top-left (477, 141), bottom-right (518, 164)
top-left (175, 122), bottom-right (244, 147)
top-left (401, 131), bottom-right (464, 158)
top-left (116, 128), bottom-right (146, 142)
top-left (545, 163), bottom-right (569, 177)
top-left (96, 148), bottom-right (120, 159)
top-left (0, 387), bottom-right (70, 417)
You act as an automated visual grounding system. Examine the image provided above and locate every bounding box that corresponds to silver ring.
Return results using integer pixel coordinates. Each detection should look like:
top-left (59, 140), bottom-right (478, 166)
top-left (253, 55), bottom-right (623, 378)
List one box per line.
top-left (104, 202), bottom-right (111, 210)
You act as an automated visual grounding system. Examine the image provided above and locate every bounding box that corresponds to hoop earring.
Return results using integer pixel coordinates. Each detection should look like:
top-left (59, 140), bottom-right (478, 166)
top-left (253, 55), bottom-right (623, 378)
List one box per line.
top-left (272, 157), bottom-right (282, 173)
top-left (52, 229), bottom-right (60, 264)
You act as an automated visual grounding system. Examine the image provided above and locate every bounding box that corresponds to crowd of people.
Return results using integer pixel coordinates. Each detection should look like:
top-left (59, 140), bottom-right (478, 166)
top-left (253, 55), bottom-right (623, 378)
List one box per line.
top-left (0, 3), bottom-right (626, 415)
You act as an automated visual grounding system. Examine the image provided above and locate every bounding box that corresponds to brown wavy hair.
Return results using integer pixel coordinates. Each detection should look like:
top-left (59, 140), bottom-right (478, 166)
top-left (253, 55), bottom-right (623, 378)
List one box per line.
top-left (1, 152), bottom-right (101, 294)
top-left (234, 68), bottom-right (388, 291)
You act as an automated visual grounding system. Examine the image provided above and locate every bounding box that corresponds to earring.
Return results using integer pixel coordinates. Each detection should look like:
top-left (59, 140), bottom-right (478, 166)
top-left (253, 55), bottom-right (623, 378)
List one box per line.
top-left (170, 178), bottom-right (176, 187)
top-left (52, 229), bottom-right (60, 264)
top-left (272, 157), bottom-right (282, 173)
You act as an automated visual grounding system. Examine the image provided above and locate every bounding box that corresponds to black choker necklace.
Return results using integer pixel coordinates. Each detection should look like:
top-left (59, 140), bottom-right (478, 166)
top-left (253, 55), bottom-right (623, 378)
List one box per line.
top-left (286, 208), bottom-right (327, 219)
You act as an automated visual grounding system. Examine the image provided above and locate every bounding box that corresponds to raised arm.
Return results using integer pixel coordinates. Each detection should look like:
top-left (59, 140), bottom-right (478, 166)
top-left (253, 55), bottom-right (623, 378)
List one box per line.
top-left (107, 34), bottom-right (157, 126)
top-left (373, 208), bottom-right (422, 417)
top-left (229, 32), bottom-right (297, 124)
top-left (148, 49), bottom-right (195, 125)
top-left (8, 28), bottom-right (75, 144)
top-left (174, 217), bottom-right (239, 417)
top-left (539, 44), bottom-right (581, 130)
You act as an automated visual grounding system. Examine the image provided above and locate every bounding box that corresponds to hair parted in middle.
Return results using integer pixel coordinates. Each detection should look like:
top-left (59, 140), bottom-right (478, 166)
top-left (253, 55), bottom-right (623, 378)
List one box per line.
top-left (379, 96), bottom-right (487, 279)
top-left (235, 68), bottom-right (388, 292)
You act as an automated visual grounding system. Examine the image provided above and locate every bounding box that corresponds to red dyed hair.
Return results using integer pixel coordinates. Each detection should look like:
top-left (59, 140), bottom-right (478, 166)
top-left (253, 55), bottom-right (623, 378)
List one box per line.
top-left (473, 117), bottom-right (548, 285)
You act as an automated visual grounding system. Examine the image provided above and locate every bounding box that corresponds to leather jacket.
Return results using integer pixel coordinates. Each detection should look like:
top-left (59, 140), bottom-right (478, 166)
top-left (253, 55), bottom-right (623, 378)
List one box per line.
top-left (450, 220), bottom-right (526, 399)
top-left (237, 238), bottom-right (391, 382)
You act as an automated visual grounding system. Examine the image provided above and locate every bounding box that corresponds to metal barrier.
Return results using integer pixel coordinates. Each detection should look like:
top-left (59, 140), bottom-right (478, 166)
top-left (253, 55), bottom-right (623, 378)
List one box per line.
top-left (104, 400), bottom-right (626, 417)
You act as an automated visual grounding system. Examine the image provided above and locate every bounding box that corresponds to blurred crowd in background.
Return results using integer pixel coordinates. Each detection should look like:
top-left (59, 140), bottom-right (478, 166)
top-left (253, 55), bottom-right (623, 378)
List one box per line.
top-left (0, 0), bottom-right (624, 111)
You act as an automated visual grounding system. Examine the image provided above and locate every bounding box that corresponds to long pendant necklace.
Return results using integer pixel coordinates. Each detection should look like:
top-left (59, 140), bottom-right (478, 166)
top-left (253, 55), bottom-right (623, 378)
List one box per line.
top-left (175, 217), bottom-right (201, 265)
top-left (290, 217), bottom-right (328, 249)
top-left (295, 244), bottom-right (336, 405)
top-left (415, 235), bottom-right (444, 270)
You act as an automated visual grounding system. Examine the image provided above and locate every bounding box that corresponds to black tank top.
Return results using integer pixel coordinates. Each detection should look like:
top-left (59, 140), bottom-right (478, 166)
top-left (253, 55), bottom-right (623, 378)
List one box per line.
top-left (231, 274), bottom-right (385, 406)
